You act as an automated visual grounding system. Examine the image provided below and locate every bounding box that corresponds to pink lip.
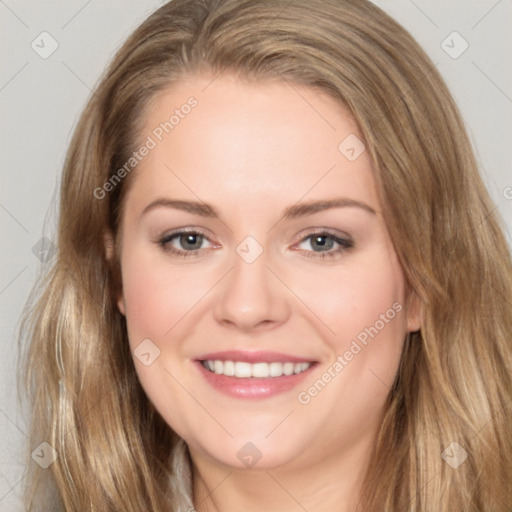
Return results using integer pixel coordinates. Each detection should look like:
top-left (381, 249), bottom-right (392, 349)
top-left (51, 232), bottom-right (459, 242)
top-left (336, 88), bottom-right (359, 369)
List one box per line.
top-left (194, 351), bottom-right (317, 399)
top-left (196, 350), bottom-right (315, 364)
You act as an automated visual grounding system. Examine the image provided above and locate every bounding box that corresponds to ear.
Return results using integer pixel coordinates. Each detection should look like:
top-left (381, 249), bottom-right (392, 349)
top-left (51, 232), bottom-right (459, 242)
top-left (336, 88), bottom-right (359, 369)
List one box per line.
top-left (103, 231), bottom-right (126, 316)
top-left (405, 289), bottom-right (422, 333)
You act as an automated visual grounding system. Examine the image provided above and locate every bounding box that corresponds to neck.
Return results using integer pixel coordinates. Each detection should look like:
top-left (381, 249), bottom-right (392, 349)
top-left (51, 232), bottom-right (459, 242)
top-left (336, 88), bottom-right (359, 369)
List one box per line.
top-left (190, 436), bottom-right (373, 512)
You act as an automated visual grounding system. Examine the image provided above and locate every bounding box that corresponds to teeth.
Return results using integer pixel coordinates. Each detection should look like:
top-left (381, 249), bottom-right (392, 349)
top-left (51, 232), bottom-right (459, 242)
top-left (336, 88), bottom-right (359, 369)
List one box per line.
top-left (269, 362), bottom-right (282, 377)
top-left (252, 362), bottom-right (269, 378)
top-left (223, 360), bottom-right (235, 376)
top-left (283, 362), bottom-right (295, 376)
top-left (235, 362), bottom-right (252, 378)
top-left (202, 360), bottom-right (312, 378)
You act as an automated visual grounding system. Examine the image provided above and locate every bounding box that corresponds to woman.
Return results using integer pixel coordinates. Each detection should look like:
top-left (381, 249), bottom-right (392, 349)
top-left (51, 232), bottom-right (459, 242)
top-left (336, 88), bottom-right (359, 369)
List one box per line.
top-left (20, 0), bottom-right (512, 510)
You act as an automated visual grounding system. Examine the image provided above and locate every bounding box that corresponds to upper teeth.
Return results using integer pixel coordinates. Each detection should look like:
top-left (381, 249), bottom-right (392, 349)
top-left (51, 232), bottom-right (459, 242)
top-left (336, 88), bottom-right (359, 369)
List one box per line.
top-left (202, 360), bottom-right (311, 378)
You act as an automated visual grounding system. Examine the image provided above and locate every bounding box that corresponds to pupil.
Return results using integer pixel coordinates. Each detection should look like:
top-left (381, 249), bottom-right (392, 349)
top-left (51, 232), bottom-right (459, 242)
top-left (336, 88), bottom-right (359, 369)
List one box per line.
top-left (181, 234), bottom-right (201, 250)
top-left (313, 235), bottom-right (333, 251)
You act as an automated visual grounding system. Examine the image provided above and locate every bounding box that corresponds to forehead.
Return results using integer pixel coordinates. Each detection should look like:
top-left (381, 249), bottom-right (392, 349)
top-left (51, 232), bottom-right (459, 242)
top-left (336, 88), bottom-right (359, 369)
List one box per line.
top-left (122, 74), bottom-right (379, 219)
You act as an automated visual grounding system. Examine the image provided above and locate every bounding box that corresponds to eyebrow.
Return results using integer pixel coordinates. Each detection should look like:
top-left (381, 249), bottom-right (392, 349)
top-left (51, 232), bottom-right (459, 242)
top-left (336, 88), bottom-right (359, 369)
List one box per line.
top-left (141, 197), bottom-right (376, 219)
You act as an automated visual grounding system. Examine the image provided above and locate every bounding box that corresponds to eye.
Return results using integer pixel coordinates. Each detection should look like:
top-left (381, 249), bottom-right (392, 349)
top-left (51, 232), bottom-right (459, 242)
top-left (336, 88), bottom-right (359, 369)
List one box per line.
top-left (295, 231), bottom-right (354, 259)
top-left (155, 229), bottom-right (353, 260)
top-left (156, 230), bottom-right (215, 257)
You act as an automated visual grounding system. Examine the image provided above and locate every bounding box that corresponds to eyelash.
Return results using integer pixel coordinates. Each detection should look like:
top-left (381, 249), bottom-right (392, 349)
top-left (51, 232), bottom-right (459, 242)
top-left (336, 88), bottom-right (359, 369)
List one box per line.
top-left (156, 229), bottom-right (354, 260)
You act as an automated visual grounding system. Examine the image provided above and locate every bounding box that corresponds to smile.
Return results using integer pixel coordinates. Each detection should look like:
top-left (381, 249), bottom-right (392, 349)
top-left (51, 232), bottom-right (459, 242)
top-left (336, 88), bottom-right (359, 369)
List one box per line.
top-left (201, 360), bottom-right (312, 378)
top-left (194, 351), bottom-right (317, 399)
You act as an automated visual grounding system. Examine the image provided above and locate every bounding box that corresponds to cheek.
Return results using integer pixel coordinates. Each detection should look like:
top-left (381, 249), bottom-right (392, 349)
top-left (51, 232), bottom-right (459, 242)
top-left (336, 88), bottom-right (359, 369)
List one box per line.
top-left (119, 249), bottom-right (207, 432)
top-left (290, 249), bottom-right (408, 416)
top-left (291, 253), bottom-right (407, 350)
top-left (120, 249), bottom-right (207, 344)
top-left (289, 255), bottom-right (407, 449)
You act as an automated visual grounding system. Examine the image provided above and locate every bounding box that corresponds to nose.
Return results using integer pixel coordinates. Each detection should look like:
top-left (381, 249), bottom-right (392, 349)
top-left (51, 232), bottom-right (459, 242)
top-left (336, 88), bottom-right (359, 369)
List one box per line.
top-left (213, 246), bottom-right (290, 332)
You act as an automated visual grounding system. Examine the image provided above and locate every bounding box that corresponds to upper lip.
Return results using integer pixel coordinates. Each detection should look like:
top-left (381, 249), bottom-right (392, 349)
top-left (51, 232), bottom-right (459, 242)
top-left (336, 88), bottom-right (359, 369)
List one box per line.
top-left (196, 350), bottom-right (316, 364)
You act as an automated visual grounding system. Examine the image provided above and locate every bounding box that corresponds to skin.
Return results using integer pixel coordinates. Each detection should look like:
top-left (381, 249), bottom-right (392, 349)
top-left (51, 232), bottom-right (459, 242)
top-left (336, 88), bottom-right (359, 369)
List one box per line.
top-left (111, 74), bottom-right (421, 512)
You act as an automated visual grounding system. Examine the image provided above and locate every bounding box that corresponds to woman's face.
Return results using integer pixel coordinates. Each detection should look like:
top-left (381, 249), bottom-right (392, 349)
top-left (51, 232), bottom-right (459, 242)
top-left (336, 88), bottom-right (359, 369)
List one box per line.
top-left (114, 74), bottom-right (420, 472)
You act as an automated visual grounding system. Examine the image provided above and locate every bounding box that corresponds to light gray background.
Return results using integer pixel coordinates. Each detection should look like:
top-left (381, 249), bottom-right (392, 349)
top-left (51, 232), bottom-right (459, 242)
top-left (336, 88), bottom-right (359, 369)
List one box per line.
top-left (1, 1), bottom-right (511, 509)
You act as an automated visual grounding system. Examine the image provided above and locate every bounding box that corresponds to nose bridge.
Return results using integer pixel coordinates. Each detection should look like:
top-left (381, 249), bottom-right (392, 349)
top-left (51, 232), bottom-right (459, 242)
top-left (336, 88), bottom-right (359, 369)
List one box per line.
top-left (213, 235), bottom-right (289, 330)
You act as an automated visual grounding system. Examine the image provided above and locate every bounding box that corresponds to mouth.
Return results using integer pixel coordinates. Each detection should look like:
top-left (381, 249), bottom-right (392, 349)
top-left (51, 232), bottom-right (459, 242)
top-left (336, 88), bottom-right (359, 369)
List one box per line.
top-left (194, 351), bottom-right (317, 399)
top-left (200, 359), bottom-right (312, 378)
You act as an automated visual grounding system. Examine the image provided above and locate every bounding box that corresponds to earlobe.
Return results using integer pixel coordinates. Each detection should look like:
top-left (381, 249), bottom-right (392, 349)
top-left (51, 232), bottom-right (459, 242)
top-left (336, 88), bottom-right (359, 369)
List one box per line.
top-left (117, 296), bottom-right (126, 316)
top-left (103, 230), bottom-right (126, 316)
top-left (406, 290), bottom-right (423, 332)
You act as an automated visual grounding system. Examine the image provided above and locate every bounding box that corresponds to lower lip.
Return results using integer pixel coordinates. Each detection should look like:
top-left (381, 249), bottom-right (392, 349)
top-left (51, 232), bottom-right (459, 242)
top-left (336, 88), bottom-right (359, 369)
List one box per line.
top-left (194, 361), bottom-right (315, 399)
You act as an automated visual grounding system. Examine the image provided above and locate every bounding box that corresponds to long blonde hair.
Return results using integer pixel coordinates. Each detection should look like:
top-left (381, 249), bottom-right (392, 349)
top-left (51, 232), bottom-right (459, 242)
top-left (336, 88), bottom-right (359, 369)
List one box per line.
top-left (19, 0), bottom-right (512, 510)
